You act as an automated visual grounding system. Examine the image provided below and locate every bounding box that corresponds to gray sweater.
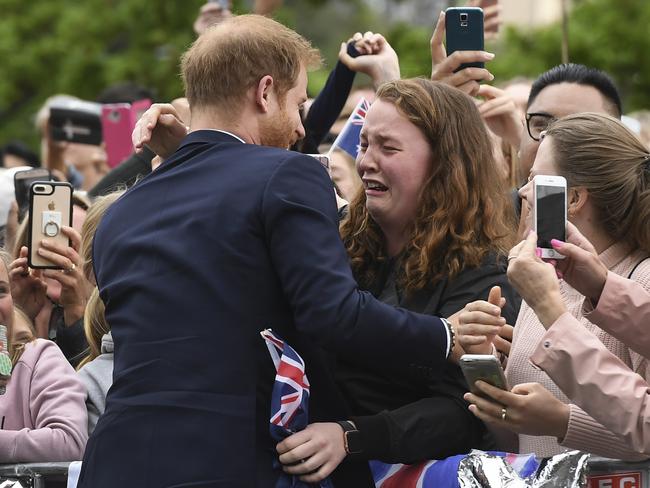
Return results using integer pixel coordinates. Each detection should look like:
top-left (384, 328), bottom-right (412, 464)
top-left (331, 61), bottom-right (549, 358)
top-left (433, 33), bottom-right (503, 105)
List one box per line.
top-left (77, 332), bottom-right (114, 434)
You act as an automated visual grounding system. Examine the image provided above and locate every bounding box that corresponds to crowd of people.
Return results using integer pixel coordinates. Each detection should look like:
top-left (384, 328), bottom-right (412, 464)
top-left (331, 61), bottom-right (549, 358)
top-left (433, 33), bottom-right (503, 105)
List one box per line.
top-left (1, 0), bottom-right (650, 487)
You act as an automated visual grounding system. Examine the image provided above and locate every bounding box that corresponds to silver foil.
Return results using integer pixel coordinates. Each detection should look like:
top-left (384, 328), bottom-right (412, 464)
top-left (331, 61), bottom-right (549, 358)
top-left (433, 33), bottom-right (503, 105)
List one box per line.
top-left (458, 450), bottom-right (589, 488)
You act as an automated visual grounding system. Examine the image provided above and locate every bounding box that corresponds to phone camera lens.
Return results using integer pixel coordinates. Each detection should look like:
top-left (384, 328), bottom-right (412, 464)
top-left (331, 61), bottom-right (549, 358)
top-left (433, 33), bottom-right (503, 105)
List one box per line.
top-left (460, 13), bottom-right (468, 21)
top-left (35, 186), bottom-right (45, 192)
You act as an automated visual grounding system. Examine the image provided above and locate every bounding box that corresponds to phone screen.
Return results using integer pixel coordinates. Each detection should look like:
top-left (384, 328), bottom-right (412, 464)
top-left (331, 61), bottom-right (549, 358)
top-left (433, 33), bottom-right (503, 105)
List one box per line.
top-left (536, 185), bottom-right (566, 248)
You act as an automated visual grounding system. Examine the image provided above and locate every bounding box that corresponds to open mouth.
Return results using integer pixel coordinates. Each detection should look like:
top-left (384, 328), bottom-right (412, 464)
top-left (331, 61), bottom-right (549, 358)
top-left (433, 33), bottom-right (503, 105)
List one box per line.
top-left (364, 180), bottom-right (388, 192)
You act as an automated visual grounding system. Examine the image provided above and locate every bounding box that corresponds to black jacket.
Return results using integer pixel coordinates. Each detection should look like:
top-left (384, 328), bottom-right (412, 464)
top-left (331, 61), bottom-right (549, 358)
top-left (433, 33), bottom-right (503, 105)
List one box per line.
top-left (337, 253), bottom-right (521, 463)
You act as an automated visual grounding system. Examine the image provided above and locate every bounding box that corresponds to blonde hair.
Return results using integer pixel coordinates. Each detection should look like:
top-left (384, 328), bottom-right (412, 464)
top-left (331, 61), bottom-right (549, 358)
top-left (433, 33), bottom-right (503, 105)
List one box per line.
top-left (545, 112), bottom-right (650, 253)
top-left (181, 14), bottom-right (321, 116)
top-left (80, 191), bottom-right (124, 284)
top-left (77, 287), bottom-right (108, 369)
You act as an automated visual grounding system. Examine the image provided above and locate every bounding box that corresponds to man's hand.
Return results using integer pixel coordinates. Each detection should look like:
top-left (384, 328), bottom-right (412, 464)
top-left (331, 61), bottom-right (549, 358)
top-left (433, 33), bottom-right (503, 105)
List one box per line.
top-left (430, 11), bottom-right (494, 97)
top-left (465, 381), bottom-right (570, 439)
top-left (476, 85), bottom-right (523, 148)
top-left (507, 232), bottom-right (566, 329)
top-left (453, 287), bottom-right (506, 358)
top-left (132, 103), bottom-right (188, 160)
top-left (276, 423), bottom-right (347, 483)
top-left (338, 32), bottom-right (400, 88)
top-left (552, 222), bottom-right (608, 305)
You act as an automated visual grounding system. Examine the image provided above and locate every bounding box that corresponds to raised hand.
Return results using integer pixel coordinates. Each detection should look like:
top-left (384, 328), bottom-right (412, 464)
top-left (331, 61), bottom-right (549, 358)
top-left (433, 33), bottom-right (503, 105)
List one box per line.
top-left (338, 31), bottom-right (400, 88)
top-left (430, 11), bottom-right (494, 97)
top-left (132, 103), bottom-right (188, 161)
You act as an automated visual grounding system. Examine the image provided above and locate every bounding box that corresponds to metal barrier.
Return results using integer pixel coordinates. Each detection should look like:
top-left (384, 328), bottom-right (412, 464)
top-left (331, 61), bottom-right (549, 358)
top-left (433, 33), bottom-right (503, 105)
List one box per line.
top-left (0, 463), bottom-right (71, 488)
top-left (0, 456), bottom-right (647, 487)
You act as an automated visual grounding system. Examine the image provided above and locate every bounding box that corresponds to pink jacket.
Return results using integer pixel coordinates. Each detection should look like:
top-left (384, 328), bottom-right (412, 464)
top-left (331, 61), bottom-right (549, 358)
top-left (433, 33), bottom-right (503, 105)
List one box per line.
top-left (530, 271), bottom-right (650, 454)
top-left (0, 339), bottom-right (88, 462)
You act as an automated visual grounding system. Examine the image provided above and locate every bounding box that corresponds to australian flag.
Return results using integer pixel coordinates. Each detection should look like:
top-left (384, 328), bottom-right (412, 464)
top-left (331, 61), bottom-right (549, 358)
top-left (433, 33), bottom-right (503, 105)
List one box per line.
top-left (261, 329), bottom-right (334, 488)
top-left (330, 97), bottom-right (370, 159)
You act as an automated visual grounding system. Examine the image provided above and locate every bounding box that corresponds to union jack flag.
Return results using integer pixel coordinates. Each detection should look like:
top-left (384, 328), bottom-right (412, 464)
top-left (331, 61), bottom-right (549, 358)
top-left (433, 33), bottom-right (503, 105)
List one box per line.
top-left (370, 451), bottom-right (540, 488)
top-left (261, 329), bottom-right (334, 488)
top-left (329, 97), bottom-right (370, 159)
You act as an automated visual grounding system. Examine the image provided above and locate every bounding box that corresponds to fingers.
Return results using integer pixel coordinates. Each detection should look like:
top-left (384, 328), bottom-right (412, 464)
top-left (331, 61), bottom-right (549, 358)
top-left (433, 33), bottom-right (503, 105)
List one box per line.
top-left (487, 286), bottom-right (502, 307)
top-left (445, 63), bottom-right (494, 84)
top-left (430, 11), bottom-right (447, 65)
top-left (276, 430), bottom-right (308, 456)
top-left (36, 241), bottom-right (79, 271)
top-left (493, 334), bottom-right (511, 356)
top-left (463, 300), bottom-right (502, 317)
top-left (498, 324), bottom-right (514, 342)
top-left (132, 103), bottom-right (177, 151)
top-left (60, 226), bottom-right (82, 252)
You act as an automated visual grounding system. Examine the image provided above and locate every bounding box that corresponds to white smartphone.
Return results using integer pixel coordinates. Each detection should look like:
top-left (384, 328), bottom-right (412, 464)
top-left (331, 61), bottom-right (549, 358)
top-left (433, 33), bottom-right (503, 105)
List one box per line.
top-left (460, 354), bottom-right (509, 395)
top-left (533, 175), bottom-right (567, 259)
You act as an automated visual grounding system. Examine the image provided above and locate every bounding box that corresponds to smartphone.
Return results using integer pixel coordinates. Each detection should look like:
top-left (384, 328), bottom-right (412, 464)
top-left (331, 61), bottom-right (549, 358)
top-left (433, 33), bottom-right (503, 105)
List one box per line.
top-left (460, 354), bottom-right (509, 395)
top-left (49, 99), bottom-right (103, 146)
top-left (445, 7), bottom-right (485, 72)
top-left (533, 175), bottom-right (567, 259)
top-left (308, 154), bottom-right (330, 170)
top-left (14, 168), bottom-right (52, 220)
top-left (27, 182), bottom-right (73, 269)
top-left (101, 99), bottom-right (151, 169)
top-left (0, 325), bottom-right (11, 396)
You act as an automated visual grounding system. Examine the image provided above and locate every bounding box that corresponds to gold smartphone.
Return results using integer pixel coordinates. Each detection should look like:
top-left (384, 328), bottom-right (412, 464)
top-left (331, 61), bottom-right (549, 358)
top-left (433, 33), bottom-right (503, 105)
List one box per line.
top-left (27, 182), bottom-right (73, 269)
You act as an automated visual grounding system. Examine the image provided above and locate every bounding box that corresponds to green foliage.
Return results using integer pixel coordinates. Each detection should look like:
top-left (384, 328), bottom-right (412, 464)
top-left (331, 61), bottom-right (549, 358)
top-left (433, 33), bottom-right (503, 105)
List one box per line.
top-left (489, 0), bottom-right (650, 112)
top-left (2, 0), bottom-right (649, 151)
top-left (0, 0), bottom-right (202, 148)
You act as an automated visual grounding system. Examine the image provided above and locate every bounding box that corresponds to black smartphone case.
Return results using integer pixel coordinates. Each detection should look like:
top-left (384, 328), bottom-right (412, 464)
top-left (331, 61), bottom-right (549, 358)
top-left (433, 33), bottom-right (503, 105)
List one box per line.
top-left (445, 7), bottom-right (485, 72)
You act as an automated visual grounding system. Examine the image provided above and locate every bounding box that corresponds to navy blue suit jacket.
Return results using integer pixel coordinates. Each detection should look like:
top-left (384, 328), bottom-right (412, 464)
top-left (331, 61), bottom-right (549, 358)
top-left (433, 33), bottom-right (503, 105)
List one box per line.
top-left (78, 131), bottom-right (449, 487)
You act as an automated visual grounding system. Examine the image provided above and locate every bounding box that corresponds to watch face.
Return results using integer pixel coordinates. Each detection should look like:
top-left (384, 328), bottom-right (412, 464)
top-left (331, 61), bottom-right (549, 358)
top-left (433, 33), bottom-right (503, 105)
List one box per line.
top-left (345, 430), bottom-right (363, 455)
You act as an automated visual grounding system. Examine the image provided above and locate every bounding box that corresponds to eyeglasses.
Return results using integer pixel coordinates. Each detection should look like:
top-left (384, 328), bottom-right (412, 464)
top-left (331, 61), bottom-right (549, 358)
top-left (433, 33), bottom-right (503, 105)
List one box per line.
top-left (525, 113), bottom-right (557, 141)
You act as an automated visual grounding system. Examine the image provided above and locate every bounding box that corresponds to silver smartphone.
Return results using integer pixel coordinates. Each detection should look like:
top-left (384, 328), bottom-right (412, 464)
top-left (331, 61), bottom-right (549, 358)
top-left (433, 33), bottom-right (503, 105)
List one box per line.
top-left (460, 354), bottom-right (509, 395)
top-left (533, 175), bottom-right (567, 259)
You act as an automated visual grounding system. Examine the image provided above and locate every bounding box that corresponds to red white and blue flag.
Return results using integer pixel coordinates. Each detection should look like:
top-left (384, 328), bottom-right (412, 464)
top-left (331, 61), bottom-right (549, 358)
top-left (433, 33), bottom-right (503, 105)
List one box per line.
top-left (262, 330), bottom-right (543, 488)
top-left (261, 329), bottom-right (334, 488)
top-left (329, 97), bottom-right (370, 159)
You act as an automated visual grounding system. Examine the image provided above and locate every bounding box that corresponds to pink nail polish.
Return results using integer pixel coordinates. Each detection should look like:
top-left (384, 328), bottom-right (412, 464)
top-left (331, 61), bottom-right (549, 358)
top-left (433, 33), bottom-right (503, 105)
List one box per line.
top-left (550, 239), bottom-right (564, 248)
top-left (535, 248), bottom-right (542, 258)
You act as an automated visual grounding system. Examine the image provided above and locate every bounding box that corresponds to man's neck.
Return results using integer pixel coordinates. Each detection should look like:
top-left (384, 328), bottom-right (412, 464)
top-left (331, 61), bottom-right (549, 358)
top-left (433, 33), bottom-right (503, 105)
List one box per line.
top-left (189, 110), bottom-right (260, 145)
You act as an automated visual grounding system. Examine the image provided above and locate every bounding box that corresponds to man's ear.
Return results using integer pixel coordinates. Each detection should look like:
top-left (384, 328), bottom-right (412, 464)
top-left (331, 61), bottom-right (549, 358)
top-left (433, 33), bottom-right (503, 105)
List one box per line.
top-left (567, 186), bottom-right (588, 217)
top-left (255, 75), bottom-right (274, 113)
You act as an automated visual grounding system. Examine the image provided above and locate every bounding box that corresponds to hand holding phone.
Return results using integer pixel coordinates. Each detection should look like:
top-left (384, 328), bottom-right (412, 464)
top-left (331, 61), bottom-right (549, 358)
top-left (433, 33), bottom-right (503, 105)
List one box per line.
top-left (533, 175), bottom-right (567, 259)
top-left (445, 7), bottom-right (485, 71)
top-left (430, 9), bottom-right (494, 97)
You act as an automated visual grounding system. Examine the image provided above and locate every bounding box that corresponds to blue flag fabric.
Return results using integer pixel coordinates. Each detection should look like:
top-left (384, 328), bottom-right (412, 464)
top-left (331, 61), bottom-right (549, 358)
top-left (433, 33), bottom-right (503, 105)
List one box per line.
top-left (261, 329), bottom-right (335, 488)
top-left (370, 451), bottom-right (539, 487)
top-left (330, 97), bottom-right (370, 159)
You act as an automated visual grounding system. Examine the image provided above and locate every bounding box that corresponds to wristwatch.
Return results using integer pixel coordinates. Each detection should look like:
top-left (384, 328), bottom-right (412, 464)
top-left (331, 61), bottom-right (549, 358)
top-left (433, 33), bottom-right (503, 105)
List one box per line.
top-left (336, 420), bottom-right (362, 455)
